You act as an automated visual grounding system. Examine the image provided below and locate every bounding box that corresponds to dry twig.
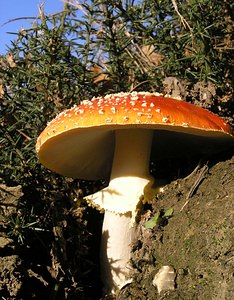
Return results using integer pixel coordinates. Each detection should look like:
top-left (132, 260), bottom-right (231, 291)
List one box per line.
top-left (180, 164), bottom-right (209, 211)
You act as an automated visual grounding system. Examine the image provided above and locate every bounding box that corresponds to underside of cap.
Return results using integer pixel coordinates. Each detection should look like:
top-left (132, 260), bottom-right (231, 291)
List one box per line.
top-left (36, 92), bottom-right (234, 180)
top-left (37, 126), bottom-right (234, 180)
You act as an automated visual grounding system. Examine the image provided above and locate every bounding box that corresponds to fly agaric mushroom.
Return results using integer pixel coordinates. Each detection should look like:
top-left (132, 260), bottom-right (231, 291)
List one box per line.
top-left (36, 92), bottom-right (234, 295)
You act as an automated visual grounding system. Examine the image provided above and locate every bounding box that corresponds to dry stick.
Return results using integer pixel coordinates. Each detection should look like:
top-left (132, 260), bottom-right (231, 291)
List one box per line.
top-left (183, 161), bottom-right (201, 181)
top-left (171, 0), bottom-right (192, 31)
top-left (16, 129), bottom-right (32, 141)
top-left (180, 164), bottom-right (209, 211)
top-left (171, 0), bottom-right (195, 48)
top-left (27, 269), bottom-right (49, 286)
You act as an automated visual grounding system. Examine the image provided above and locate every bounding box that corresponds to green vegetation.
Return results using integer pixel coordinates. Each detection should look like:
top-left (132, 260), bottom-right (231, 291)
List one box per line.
top-left (144, 208), bottom-right (174, 229)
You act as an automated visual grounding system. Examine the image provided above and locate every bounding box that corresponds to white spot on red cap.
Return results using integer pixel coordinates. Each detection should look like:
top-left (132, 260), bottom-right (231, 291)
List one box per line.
top-left (98, 109), bottom-right (105, 114)
top-left (137, 112), bottom-right (144, 117)
top-left (130, 101), bottom-right (137, 106)
top-left (162, 117), bottom-right (169, 123)
top-left (81, 100), bottom-right (91, 105)
top-left (105, 118), bottom-right (113, 123)
top-left (78, 109), bottom-right (84, 114)
top-left (110, 107), bottom-right (117, 113)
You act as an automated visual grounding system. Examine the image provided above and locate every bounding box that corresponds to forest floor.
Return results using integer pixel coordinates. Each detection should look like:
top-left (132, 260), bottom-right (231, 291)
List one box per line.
top-left (117, 153), bottom-right (234, 300)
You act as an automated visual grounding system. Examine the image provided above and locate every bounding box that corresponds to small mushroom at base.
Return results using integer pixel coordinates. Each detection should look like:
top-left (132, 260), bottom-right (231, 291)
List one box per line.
top-left (153, 265), bottom-right (176, 294)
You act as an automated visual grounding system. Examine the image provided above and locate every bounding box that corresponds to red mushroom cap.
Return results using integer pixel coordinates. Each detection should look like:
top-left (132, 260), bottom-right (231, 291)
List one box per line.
top-left (36, 92), bottom-right (234, 179)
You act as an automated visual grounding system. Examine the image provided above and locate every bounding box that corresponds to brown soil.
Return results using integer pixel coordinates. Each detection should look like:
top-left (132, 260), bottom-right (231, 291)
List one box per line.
top-left (117, 154), bottom-right (234, 300)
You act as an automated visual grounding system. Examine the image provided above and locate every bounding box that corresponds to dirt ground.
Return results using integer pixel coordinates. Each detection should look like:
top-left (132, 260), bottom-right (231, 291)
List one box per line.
top-left (0, 152), bottom-right (234, 299)
top-left (117, 153), bottom-right (234, 300)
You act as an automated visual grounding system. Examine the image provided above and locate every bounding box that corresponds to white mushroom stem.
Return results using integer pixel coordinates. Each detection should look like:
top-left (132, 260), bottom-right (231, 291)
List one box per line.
top-left (100, 211), bottom-right (134, 294)
top-left (97, 129), bottom-right (154, 295)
